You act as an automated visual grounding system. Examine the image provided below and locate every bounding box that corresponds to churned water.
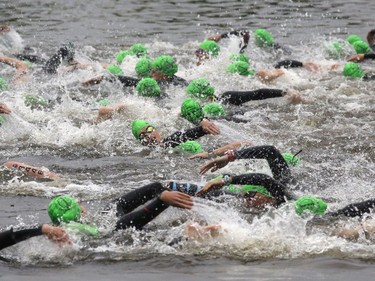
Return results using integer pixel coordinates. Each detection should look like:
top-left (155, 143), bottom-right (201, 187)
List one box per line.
top-left (0, 0), bottom-right (375, 280)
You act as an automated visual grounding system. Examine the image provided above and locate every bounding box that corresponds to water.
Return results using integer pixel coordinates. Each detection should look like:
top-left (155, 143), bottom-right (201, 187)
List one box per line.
top-left (1, 0), bottom-right (375, 280)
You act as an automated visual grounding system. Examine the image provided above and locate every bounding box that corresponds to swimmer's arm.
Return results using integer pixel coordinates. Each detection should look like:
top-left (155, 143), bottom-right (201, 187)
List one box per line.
top-left (3, 161), bottom-right (59, 180)
top-left (163, 126), bottom-right (207, 148)
top-left (189, 141), bottom-right (251, 159)
top-left (0, 102), bottom-right (11, 114)
top-left (0, 56), bottom-right (29, 84)
top-left (0, 225), bottom-right (70, 250)
top-left (347, 53), bottom-right (375, 62)
top-left (92, 103), bottom-right (127, 124)
top-left (81, 75), bottom-right (105, 86)
top-left (256, 69), bottom-right (286, 83)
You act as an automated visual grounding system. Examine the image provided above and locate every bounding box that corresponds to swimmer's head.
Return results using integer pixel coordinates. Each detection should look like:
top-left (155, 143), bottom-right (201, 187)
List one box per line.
top-left (325, 42), bottom-right (346, 60)
top-left (352, 40), bottom-right (371, 54)
top-left (129, 43), bottom-right (148, 58)
top-left (151, 55), bottom-right (178, 77)
top-left (186, 78), bottom-right (215, 100)
top-left (135, 78), bottom-right (161, 97)
top-left (135, 58), bottom-right (152, 78)
top-left (203, 103), bottom-right (225, 118)
top-left (131, 119), bottom-right (161, 146)
top-left (230, 53), bottom-right (250, 64)
top-left (0, 77), bottom-right (8, 92)
top-left (295, 196), bottom-right (327, 216)
top-left (106, 65), bottom-right (124, 76)
top-left (24, 95), bottom-right (48, 108)
top-left (176, 140), bottom-right (204, 154)
top-left (254, 29), bottom-right (274, 48)
top-left (181, 98), bottom-right (204, 124)
top-left (116, 50), bottom-right (134, 64)
top-left (346, 34), bottom-right (362, 45)
top-left (282, 152), bottom-right (301, 167)
top-left (198, 40), bottom-right (220, 57)
top-left (227, 61), bottom-right (254, 76)
top-left (48, 195), bottom-right (81, 224)
top-left (343, 62), bottom-right (365, 78)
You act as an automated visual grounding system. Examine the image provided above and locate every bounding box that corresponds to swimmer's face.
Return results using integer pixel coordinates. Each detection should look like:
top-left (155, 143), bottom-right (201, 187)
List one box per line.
top-left (195, 48), bottom-right (209, 66)
top-left (139, 125), bottom-right (161, 146)
top-left (244, 192), bottom-right (276, 209)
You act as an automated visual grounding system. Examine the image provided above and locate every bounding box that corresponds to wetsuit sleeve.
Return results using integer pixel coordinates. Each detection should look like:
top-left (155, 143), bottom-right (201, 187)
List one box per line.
top-left (162, 126), bottom-right (206, 148)
top-left (115, 182), bottom-right (167, 216)
top-left (231, 173), bottom-right (295, 206)
top-left (325, 199), bottom-right (375, 218)
top-left (115, 198), bottom-right (169, 230)
top-left (170, 76), bottom-right (189, 87)
top-left (364, 53), bottom-right (375, 59)
top-left (114, 182), bottom-right (171, 230)
top-left (363, 74), bottom-right (375, 81)
top-left (115, 76), bottom-right (140, 87)
top-left (220, 88), bottom-right (286, 106)
top-left (233, 145), bottom-right (292, 184)
top-left (274, 60), bottom-right (303, 69)
top-left (0, 226), bottom-right (43, 251)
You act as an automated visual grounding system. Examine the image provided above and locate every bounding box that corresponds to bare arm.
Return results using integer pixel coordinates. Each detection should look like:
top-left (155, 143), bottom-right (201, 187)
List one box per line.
top-left (3, 161), bottom-right (59, 180)
top-left (189, 140), bottom-right (251, 160)
top-left (0, 56), bottom-right (29, 84)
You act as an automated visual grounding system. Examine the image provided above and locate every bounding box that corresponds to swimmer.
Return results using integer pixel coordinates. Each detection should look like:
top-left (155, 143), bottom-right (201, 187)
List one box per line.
top-left (131, 118), bottom-right (220, 148)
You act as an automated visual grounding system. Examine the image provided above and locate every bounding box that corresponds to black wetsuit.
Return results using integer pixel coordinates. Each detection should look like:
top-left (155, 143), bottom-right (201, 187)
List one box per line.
top-left (0, 226), bottom-right (43, 251)
top-left (14, 44), bottom-right (74, 74)
top-left (220, 88), bottom-right (287, 106)
top-left (162, 125), bottom-right (206, 148)
top-left (325, 199), bottom-right (375, 218)
top-left (168, 173), bottom-right (294, 207)
top-left (112, 75), bottom-right (188, 88)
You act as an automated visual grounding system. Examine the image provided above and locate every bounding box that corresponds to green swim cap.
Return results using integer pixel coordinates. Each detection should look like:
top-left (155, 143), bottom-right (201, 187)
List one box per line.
top-left (48, 195), bottom-right (81, 225)
top-left (346, 34), bottom-right (362, 45)
top-left (0, 115), bottom-right (5, 125)
top-left (203, 103), bottom-right (225, 118)
top-left (230, 53), bottom-right (250, 64)
top-left (254, 29), bottom-right (274, 48)
top-left (186, 78), bottom-right (215, 100)
top-left (106, 65), bottom-right (124, 76)
top-left (0, 77), bottom-right (8, 92)
top-left (131, 119), bottom-right (152, 139)
top-left (325, 42), bottom-right (345, 60)
top-left (242, 184), bottom-right (273, 198)
top-left (282, 152), bottom-right (300, 167)
top-left (176, 140), bottom-right (204, 154)
top-left (24, 95), bottom-right (47, 107)
top-left (98, 99), bottom-right (110, 106)
top-left (343, 62), bottom-right (365, 78)
top-left (116, 50), bottom-right (134, 64)
top-left (135, 78), bottom-right (161, 97)
top-left (151, 55), bottom-right (178, 76)
top-left (135, 58), bottom-right (152, 78)
top-left (352, 40), bottom-right (371, 54)
top-left (63, 222), bottom-right (100, 237)
top-left (199, 40), bottom-right (221, 57)
top-left (181, 98), bottom-right (204, 124)
top-left (295, 196), bottom-right (327, 215)
top-left (130, 43), bottom-right (148, 58)
top-left (227, 61), bottom-right (254, 76)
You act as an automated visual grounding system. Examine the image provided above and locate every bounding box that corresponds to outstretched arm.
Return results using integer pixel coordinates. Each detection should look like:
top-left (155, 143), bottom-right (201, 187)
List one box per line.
top-left (3, 161), bottom-right (59, 180)
top-left (0, 56), bottom-right (29, 84)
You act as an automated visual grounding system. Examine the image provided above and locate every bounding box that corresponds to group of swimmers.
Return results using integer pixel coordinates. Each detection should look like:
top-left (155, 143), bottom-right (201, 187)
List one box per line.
top-left (1, 25), bottom-right (375, 254)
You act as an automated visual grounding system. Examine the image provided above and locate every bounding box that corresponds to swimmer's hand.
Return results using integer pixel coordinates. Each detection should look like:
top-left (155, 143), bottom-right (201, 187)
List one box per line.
top-left (188, 151), bottom-right (209, 160)
top-left (303, 62), bottom-right (321, 73)
top-left (82, 76), bottom-right (104, 86)
top-left (196, 177), bottom-right (225, 196)
top-left (200, 118), bottom-right (220, 135)
top-left (284, 90), bottom-right (303, 104)
top-left (199, 155), bottom-right (230, 175)
top-left (41, 224), bottom-right (71, 245)
top-left (0, 102), bottom-right (11, 114)
top-left (207, 34), bottom-right (222, 42)
top-left (347, 54), bottom-right (365, 62)
top-left (160, 190), bottom-right (193, 209)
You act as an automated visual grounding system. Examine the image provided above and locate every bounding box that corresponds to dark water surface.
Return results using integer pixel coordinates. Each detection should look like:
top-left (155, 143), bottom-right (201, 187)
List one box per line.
top-left (1, 0), bottom-right (375, 280)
